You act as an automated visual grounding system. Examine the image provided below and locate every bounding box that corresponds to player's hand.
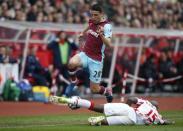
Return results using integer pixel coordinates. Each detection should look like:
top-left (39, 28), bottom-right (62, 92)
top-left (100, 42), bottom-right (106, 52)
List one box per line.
top-left (160, 119), bottom-right (175, 125)
top-left (164, 119), bottom-right (175, 125)
top-left (78, 33), bottom-right (84, 40)
top-left (97, 26), bottom-right (104, 36)
top-left (78, 33), bottom-right (85, 43)
top-left (78, 33), bottom-right (85, 47)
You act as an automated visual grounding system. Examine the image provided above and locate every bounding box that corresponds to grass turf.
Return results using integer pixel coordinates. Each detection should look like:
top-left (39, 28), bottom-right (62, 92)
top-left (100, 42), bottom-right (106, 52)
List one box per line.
top-left (0, 111), bottom-right (182, 131)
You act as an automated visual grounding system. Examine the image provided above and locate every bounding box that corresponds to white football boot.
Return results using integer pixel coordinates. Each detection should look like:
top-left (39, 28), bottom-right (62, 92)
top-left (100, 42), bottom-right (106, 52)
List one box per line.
top-left (49, 96), bottom-right (69, 104)
top-left (88, 116), bottom-right (105, 126)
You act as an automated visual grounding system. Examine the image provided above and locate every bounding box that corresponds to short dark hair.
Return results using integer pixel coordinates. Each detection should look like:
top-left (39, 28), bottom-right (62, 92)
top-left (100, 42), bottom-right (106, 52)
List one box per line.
top-left (91, 4), bottom-right (103, 13)
top-left (150, 100), bottom-right (159, 109)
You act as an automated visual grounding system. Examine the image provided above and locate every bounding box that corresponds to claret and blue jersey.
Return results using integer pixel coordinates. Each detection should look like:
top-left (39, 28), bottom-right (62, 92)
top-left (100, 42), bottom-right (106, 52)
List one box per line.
top-left (83, 19), bottom-right (112, 62)
top-left (78, 19), bottom-right (112, 83)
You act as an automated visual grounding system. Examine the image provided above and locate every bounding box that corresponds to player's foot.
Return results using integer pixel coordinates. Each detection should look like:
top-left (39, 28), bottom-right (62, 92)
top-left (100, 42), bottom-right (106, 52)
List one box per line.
top-left (104, 87), bottom-right (113, 103)
top-left (49, 96), bottom-right (69, 104)
top-left (88, 116), bottom-right (105, 126)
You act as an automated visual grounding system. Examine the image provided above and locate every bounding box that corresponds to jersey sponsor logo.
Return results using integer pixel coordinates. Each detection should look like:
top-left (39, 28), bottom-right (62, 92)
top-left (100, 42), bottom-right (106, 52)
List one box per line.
top-left (87, 29), bottom-right (99, 38)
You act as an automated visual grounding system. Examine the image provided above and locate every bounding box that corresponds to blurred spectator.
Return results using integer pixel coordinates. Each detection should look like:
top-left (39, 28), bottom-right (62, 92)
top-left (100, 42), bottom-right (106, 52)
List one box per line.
top-left (24, 46), bottom-right (50, 86)
top-left (0, 46), bottom-right (6, 63)
top-left (0, 0), bottom-right (182, 30)
top-left (47, 31), bottom-right (78, 72)
top-left (26, 5), bottom-right (37, 21)
top-left (118, 52), bottom-right (135, 74)
top-left (140, 55), bottom-right (159, 92)
top-left (177, 55), bottom-right (183, 76)
top-left (0, 46), bottom-right (18, 64)
top-left (158, 50), bottom-right (178, 78)
top-left (47, 31), bottom-right (78, 95)
top-left (176, 55), bottom-right (183, 92)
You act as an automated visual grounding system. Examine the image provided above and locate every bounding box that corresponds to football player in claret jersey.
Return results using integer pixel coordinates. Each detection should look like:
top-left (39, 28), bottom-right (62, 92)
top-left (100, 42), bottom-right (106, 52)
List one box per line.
top-left (65, 4), bottom-right (113, 102)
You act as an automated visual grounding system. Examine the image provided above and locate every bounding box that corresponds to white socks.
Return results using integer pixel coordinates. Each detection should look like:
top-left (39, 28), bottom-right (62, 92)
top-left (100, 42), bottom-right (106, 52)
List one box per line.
top-left (77, 99), bottom-right (91, 108)
top-left (68, 98), bottom-right (91, 109)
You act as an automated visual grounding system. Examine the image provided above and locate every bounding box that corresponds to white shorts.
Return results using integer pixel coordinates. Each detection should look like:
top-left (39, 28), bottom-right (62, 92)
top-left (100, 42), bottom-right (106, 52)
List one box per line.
top-left (104, 103), bottom-right (137, 125)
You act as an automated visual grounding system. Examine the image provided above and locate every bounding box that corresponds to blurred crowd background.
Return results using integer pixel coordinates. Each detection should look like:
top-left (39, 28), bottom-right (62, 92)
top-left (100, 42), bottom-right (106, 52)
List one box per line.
top-left (0, 0), bottom-right (183, 29)
top-left (0, 0), bottom-right (183, 102)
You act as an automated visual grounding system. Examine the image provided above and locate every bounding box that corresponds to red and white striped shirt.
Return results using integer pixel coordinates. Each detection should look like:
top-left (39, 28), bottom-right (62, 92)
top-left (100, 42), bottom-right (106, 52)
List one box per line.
top-left (134, 98), bottom-right (164, 125)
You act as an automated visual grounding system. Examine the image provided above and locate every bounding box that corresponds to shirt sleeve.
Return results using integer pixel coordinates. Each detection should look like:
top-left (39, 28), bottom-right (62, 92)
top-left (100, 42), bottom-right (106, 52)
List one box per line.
top-left (103, 24), bottom-right (112, 38)
top-left (153, 113), bottom-right (165, 124)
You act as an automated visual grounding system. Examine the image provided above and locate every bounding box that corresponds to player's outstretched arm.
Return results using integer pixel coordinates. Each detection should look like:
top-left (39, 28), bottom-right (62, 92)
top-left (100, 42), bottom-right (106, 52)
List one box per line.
top-left (160, 119), bottom-right (175, 125)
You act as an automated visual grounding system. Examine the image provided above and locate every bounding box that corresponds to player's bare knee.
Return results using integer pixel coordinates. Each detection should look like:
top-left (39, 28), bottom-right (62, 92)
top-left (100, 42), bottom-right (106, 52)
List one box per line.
top-left (68, 61), bottom-right (74, 69)
top-left (68, 60), bottom-right (77, 70)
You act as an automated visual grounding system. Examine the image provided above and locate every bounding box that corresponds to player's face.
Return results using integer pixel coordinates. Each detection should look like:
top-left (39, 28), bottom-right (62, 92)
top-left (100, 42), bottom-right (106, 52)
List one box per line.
top-left (59, 32), bottom-right (66, 40)
top-left (90, 10), bottom-right (102, 24)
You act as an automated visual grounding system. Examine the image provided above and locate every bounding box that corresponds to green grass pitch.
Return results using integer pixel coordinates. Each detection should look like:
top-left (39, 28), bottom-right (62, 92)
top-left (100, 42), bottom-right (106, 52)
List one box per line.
top-left (0, 111), bottom-right (182, 131)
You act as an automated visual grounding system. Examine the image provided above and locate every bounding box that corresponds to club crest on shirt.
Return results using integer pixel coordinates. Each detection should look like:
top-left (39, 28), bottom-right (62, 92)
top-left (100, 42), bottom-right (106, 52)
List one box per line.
top-left (87, 29), bottom-right (99, 38)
